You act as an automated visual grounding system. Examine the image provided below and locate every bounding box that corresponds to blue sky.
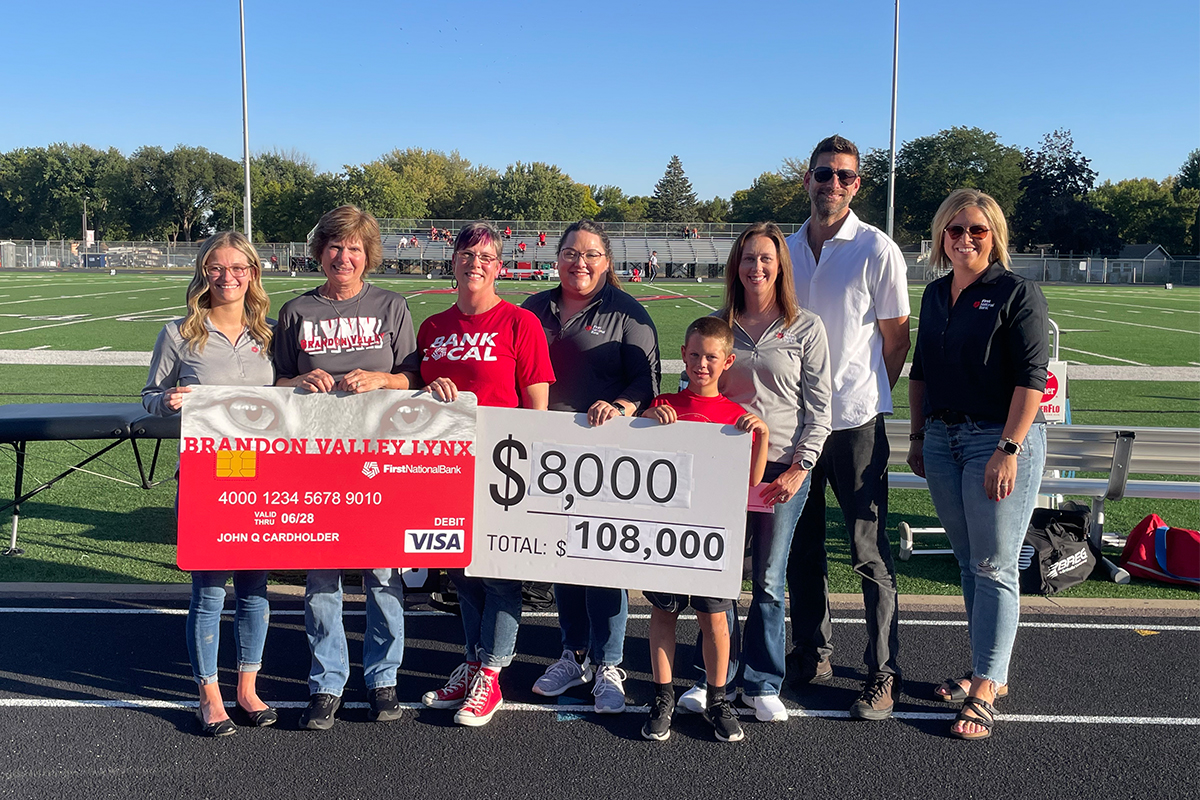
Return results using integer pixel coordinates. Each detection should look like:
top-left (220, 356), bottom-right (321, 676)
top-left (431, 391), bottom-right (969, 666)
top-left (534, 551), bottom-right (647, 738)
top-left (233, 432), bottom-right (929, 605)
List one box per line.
top-left (3, 0), bottom-right (1197, 200)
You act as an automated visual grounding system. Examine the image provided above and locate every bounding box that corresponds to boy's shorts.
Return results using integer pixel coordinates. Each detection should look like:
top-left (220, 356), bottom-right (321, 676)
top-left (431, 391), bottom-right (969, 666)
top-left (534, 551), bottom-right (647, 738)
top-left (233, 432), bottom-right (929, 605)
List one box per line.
top-left (643, 591), bottom-right (732, 614)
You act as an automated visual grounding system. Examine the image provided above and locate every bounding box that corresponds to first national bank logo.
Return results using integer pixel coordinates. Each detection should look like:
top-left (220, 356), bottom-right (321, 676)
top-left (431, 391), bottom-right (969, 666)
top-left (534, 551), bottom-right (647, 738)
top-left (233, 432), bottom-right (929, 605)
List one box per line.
top-left (362, 462), bottom-right (380, 479)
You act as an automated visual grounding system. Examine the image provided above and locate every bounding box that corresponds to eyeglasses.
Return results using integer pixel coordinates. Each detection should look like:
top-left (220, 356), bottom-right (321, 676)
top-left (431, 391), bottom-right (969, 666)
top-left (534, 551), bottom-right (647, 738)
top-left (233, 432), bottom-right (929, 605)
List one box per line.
top-left (558, 248), bottom-right (607, 265)
top-left (205, 265), bottom-right (251, 277)
top-left (944, 225), bottom-right (991, 240)
top-left (810, 167), bottom-right (859, 184)
top-left (456, 251), bottom-right (499, 267)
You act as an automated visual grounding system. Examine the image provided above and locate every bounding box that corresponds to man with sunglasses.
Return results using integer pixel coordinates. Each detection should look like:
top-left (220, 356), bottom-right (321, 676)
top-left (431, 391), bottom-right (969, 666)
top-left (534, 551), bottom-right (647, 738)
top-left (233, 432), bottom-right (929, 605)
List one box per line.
top-left (784, 135), bottom-right (909, 720)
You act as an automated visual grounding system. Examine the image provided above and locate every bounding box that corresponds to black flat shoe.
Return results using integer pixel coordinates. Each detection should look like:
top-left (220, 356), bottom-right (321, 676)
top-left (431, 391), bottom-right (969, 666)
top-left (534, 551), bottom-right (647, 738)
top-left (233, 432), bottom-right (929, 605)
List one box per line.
top-left (195, 708), bottom-right (237, 737)
top-left (234, 703), bottom-right (279, 727)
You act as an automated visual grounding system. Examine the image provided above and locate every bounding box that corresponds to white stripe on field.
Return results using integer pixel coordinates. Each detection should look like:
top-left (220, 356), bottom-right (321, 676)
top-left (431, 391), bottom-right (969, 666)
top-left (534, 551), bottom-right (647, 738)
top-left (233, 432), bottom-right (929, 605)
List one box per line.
top-left (2, 607), bottom-right (1195, 632)
top-left (1050, 311), bottom-right (1199, 335)
top-left (648, 284), bottom-right (718, 311)
top-left (0, 698), bottom-right (1195, 725)
top-left (1057, 346), bottom-right (1148, 366)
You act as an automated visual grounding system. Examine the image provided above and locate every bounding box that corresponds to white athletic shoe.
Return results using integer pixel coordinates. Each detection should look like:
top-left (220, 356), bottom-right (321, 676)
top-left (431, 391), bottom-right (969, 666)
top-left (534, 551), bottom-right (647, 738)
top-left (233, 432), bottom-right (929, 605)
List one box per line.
top-left (745, 693), bottom-right (788, 723)
top-left (532, 649), bottom-right (593, 697)
top-left (678, 683), bottom-right (736, 714)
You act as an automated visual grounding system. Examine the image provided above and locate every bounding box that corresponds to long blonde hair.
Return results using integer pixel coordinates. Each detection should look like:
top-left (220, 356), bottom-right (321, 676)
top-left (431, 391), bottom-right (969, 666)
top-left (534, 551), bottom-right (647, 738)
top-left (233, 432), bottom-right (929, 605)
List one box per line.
top-left (180, 231), bottom-right (272, 352)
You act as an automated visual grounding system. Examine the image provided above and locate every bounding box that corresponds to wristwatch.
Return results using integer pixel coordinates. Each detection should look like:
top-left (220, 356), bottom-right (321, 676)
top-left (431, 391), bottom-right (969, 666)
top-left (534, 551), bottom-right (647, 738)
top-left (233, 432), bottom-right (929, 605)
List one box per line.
top-left (996, 438), bottom-right (1022, 456)
top-left (613, 402), bottom-right (626, 416)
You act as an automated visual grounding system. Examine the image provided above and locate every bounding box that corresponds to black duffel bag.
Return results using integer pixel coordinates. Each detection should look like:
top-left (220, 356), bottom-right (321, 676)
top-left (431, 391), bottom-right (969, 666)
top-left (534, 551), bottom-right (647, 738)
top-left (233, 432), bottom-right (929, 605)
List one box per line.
top-left (1019, 501), bottom-right (1099, 595)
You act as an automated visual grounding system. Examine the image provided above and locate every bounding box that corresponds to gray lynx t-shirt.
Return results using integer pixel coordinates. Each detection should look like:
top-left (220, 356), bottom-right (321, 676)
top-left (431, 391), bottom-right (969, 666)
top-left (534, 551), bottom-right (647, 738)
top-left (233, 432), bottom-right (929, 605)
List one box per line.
top-left (274, 283), bottom-right (420, 382)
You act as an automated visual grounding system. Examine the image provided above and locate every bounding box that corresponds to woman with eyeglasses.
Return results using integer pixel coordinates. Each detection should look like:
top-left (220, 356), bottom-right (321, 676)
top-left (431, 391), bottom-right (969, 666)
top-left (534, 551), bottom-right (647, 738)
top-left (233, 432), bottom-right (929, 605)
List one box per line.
top-left (520, 220), bottom-right (661, 715)
top-left (143, 230), bottom-right (277, 737)
top-left (274, 205), bottom-right (422, 731)
top-left (418, 221), bottom-right (555, 727)
top-left (907, 189), bottom-right (1049, 741)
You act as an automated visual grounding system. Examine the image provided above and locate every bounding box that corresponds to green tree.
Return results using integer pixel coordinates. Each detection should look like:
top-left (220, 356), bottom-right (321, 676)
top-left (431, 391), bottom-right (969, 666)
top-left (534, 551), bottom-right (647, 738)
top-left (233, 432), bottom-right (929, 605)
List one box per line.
top-left (854, 127), bottom-right (1024, 245)
top-left (591, 185), bottom-right (650, 222)
top-left (1011, 130), bottom-right (1120, 254)
top-left (1176, 149), bottom-right (1200, 255)
top-left (1094, 177), bottom-right (1200, 256)
top-left (251, 150), bottom-right (321, 242)
top-left (486, 162), bottom-right (597, 220)
top-left (697, 196), bottom-right (730, 224)
top-left (649, 155), bottom-right (698, 223)
top-left (730, 172), bottom-right (805, 223)
top-left (379, 148), bottom-right (494, 219)
top-left (342, 162), bottom-right (425, 220)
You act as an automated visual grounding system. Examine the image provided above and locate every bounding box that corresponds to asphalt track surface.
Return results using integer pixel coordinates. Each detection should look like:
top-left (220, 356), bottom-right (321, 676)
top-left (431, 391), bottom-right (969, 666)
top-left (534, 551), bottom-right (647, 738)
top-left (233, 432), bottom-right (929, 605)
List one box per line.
top-left (1, 593), bottom-right (1197, 800)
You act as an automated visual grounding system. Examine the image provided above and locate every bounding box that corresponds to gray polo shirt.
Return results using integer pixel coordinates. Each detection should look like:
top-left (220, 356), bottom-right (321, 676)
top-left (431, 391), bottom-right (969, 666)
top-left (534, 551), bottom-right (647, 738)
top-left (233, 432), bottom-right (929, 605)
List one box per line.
top-left (522, 282), bottom-right (660, 414)
top-left (273, 283), bottom-right (420, 382)
top-left (715, 309), bottom-right (832, 468)
top-left (142, 318), bottom-right (275, 417)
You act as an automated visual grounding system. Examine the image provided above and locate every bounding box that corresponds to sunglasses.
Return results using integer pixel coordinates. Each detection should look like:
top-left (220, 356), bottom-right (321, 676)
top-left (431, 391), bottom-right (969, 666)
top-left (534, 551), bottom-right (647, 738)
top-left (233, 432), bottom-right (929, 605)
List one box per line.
top-left (944, 225), bottom-right (991, 240)
top-left (810, 167), bottom-right (859, 184)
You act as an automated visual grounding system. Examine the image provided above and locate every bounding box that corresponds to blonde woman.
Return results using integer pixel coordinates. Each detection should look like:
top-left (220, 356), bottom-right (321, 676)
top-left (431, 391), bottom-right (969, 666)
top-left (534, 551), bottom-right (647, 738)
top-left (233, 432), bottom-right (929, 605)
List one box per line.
top-left (143, 230), bottom-right (276, 737)
top-left (908, 189), bottom-right (1049, 740)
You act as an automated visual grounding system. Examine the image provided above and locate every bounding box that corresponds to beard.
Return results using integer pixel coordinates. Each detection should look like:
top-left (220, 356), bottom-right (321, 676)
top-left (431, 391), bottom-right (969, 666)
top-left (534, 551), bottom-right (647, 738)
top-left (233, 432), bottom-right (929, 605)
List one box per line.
top-left (811, 189), bottom-right (851, 219)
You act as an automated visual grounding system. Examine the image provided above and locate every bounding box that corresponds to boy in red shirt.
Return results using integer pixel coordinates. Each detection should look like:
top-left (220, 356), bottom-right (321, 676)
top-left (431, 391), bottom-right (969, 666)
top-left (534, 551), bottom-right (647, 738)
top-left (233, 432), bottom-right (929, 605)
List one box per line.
top-left (640, 316), bottom-right (768, 743)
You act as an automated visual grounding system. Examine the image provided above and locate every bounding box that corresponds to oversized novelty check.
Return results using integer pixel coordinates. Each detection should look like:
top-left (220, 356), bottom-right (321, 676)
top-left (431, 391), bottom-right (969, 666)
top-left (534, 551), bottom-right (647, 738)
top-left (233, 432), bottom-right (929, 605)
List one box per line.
top-left (467, 408), bottom-right (753, 599)
top-left (177, 386), bottom-right (477, 570)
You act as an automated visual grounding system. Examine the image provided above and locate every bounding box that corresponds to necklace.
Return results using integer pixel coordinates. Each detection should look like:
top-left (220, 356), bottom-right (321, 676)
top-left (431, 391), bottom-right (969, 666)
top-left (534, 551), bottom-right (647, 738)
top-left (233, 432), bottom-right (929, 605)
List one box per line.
top-left (319, 282), bottom-right (368, 324)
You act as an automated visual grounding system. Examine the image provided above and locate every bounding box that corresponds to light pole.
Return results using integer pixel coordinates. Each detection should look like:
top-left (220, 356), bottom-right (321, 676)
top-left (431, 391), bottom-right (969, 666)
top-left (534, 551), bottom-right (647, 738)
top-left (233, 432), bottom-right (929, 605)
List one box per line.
top-left (239, 0), bottom-right (252, 238)
top-left (886, 0), bottom-right (899, 241)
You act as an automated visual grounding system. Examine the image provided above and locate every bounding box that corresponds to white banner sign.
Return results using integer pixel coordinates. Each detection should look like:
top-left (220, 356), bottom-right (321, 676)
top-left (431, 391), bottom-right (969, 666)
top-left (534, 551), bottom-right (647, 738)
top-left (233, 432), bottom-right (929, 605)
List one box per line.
top-left (1040, 360), bottom-right (1067, 423)
top-left (467, 408), bottom-right (753, 599)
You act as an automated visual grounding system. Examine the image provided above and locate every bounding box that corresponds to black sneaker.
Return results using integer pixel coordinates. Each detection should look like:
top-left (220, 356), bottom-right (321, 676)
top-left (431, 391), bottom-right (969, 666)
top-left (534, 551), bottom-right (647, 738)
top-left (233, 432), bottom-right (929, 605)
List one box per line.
top-left (703, 697), bottom-right (744, 742)
top-left (849, 673), bottom-right (899, 720)
top-left (368, 686), bottom-right (403, 722)
top-left (300, 693), bottom-right (341, 731)
top-left (641, 694), bottom-right (674, 741)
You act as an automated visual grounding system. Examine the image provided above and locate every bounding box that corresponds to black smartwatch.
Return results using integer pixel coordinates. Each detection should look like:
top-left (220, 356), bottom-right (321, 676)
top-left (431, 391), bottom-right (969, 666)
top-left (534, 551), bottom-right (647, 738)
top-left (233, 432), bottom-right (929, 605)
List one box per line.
top-left (613, 402), bottom-right (626, 416)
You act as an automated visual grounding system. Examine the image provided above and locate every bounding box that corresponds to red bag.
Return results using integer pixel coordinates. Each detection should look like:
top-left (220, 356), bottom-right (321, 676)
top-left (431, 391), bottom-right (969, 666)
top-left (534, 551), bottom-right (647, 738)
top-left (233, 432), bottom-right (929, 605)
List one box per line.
top-left (1119, 514), bottom-right (1200, 587)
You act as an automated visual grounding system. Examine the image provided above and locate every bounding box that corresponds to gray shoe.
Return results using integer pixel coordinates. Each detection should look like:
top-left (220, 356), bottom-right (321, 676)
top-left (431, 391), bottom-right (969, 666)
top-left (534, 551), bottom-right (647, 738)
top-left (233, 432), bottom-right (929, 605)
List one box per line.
top-left (532, 650), bottom-right (593, 697)
top-left (592, 665), bottom-right (627, 714)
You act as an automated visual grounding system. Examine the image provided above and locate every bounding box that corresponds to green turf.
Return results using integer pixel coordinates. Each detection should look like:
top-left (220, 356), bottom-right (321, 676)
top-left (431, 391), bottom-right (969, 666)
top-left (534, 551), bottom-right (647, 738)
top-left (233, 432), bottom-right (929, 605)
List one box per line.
top-left (0, 273), bottom-right (1196, 597)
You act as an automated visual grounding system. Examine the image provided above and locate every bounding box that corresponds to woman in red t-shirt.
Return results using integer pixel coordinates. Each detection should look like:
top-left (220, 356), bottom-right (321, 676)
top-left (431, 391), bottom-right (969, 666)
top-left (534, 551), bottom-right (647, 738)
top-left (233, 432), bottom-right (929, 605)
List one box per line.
top-left (418, 221), bottom-right (554, 727)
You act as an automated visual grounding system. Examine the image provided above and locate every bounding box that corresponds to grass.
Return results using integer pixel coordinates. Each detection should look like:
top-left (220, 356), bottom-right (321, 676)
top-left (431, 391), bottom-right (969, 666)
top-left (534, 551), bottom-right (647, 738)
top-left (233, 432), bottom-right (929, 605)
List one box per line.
top-left (0, 272), bottom-right (1196, 598)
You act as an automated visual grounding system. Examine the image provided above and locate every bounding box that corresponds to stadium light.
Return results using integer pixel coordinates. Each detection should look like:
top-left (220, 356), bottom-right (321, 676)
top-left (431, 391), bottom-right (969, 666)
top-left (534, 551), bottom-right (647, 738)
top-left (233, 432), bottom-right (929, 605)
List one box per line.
top-left (239, 0), bottom-right (252, 238)
top-left (886, 0), bottom-right (899, 240)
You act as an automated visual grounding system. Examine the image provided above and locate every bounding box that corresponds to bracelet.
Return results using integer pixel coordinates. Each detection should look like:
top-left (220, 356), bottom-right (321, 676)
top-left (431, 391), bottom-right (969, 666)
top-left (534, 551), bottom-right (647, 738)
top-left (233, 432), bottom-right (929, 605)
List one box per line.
top-left (908, 433), bottom-right (925, 441)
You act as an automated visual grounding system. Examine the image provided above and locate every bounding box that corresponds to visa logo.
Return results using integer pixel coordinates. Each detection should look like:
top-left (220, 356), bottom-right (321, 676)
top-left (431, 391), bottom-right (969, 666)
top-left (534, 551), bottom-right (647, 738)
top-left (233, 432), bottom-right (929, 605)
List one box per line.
top-left (405, 529), bottom-right (465, 553)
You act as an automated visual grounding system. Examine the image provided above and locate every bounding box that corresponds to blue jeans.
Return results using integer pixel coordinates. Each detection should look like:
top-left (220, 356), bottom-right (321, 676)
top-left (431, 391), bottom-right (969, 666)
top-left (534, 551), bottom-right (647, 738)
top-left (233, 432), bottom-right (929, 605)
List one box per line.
top-left (922, 419), bottom-right (1046, 686)
top-left (553, 584), bottom-right (628, 666)
top-left (451, 572), bottom-right (522, 669)
top-left (186, 570), bottom-right (270, 685)
top-left (305, 569), bottom-right (406, 696)
top-left (695, 461), bottom-right (811, 697)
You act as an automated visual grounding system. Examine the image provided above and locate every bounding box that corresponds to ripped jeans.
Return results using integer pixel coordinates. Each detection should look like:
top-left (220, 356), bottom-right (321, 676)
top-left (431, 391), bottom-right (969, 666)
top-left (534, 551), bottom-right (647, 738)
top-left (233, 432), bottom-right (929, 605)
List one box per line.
top-left (922, 419), bottom-right (1046, 687)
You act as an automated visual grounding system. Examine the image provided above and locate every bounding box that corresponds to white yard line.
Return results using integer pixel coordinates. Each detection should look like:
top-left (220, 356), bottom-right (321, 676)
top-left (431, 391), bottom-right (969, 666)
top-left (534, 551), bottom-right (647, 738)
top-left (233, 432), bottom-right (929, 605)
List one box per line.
top-left (1058, 346), bottom-right (1148, 366)
top-left (1049, 311), bottom-right (1199, 335)
top-left (0, 286), bottom-right (189, 307)
top-left (1046, 296), bottom-right (1199, 315)
top-left (646, 285), bottom-right (718, 311)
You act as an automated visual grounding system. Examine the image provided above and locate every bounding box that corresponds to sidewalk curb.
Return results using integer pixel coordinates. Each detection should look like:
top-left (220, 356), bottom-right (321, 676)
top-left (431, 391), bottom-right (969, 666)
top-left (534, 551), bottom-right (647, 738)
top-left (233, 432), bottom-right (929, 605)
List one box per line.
top-left (1, 583), bottom-right (1195, 617)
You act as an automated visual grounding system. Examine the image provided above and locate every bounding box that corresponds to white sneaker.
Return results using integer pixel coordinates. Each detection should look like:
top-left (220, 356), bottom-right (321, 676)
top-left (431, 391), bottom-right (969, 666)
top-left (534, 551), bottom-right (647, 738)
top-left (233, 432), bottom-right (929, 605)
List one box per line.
top-left (678, 683), bottom-right (736, 714)
top-left (745, 693), bottom-right (788, 723)
top-left (532, 649), bottom-right (593, 697)
top-left (592, 665), bottom-right (627, 714)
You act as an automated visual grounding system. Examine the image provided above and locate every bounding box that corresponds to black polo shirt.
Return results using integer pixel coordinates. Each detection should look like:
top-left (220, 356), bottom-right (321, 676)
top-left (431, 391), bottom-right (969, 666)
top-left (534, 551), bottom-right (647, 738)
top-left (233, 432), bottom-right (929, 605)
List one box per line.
top-left (910, 262), bottom-right (1049, 424)
top-left (522, 281), bottom-right (661, 414)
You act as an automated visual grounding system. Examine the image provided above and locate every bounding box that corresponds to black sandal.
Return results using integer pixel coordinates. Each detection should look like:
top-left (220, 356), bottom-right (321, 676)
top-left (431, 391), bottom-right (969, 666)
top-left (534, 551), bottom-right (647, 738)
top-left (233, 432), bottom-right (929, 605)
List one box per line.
top-left (935, 672), bottom-right (1009, 703)
top-left (949, 696), bottom-right (996, 741)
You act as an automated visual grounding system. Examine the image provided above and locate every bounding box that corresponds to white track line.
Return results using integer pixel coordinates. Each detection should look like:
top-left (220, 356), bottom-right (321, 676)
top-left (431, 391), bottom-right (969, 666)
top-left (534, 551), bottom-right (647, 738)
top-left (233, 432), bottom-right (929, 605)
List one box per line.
top-left (1051, 297), bottom-right (1199, 315)
top-left (2, 607), bottom-right (1195, 632)
top-left (0, 698), bottom-right (1194, 724)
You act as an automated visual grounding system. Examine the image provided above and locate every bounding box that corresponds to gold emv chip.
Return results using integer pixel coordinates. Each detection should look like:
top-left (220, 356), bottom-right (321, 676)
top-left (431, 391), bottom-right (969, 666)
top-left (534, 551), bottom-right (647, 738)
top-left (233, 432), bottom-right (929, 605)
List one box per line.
top-left (216, 450), bottom-right (256, 478)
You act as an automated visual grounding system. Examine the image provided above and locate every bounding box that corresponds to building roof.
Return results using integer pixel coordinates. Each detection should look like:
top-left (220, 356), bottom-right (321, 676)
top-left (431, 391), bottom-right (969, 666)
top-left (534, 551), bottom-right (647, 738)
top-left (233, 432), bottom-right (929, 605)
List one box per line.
top-left (1118, 244), bottom-right (1172, 260)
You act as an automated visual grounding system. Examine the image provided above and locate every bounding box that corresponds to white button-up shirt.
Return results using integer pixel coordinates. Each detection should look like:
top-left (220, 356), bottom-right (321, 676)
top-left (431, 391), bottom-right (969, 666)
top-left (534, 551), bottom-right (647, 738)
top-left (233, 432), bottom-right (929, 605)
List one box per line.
top-left (785, 210), bottom-right (909, 431)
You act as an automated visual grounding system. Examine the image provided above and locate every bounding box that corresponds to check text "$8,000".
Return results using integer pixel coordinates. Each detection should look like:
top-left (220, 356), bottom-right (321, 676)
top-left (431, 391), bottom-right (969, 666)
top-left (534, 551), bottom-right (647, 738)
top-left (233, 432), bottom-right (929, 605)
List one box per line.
top-left (488, 436), bottom-right (724, 571)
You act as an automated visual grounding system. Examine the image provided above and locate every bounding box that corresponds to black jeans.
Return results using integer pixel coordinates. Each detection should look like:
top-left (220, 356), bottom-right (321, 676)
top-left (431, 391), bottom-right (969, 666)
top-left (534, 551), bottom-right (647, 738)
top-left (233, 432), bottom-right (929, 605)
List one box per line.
top-left (787, 414), bottom-right (901, 677)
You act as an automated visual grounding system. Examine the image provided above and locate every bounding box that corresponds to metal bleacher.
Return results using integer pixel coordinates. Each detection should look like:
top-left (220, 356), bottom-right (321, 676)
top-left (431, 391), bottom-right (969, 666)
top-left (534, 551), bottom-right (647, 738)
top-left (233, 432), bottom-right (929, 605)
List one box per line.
top-left (381, 231), bottom-right (737, 275)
